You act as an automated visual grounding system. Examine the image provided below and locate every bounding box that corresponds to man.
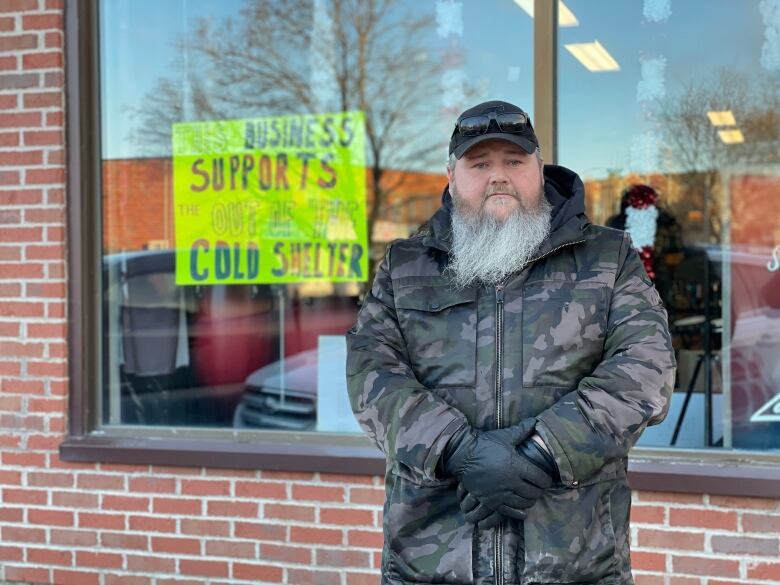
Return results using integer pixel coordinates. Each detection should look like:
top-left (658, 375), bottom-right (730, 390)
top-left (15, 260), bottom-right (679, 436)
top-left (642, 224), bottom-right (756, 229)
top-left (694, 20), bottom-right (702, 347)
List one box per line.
top-left (346, 100), bottom-right (675, 585)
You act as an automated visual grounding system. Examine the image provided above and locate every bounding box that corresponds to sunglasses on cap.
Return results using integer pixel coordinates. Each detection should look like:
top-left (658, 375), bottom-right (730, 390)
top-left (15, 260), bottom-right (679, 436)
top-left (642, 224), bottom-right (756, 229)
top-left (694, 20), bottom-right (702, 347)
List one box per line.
top-left (455, 111), bottom-right (530, 137)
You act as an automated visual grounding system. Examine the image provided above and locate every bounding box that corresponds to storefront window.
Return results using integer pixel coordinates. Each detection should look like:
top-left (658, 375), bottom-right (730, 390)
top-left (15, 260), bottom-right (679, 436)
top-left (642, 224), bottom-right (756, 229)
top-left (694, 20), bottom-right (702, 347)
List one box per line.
top-left (98, 0), bottom-right (534, 433)
top-left (558, 0), bottom-right (780, 451)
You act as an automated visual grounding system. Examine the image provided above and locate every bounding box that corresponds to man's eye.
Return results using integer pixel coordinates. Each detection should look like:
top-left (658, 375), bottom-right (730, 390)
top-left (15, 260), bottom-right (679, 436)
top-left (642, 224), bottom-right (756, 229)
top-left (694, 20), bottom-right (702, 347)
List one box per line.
top-left (473, 162), bottom-right (488, 168)
top-left (508, 159), bottom-right (522, 166)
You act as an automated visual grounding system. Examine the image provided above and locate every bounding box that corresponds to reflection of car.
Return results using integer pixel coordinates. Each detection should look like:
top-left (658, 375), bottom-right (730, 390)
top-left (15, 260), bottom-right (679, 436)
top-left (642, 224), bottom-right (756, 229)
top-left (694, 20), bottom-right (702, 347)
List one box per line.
top-left (233, 349), bottom-right (319, 431)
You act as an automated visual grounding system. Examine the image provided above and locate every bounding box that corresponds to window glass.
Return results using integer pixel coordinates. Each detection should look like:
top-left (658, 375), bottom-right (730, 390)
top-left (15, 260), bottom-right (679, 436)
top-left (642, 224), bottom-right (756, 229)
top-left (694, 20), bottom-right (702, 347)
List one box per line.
top-left (558, 0), bottom-right (780, 450)
top-left (99, 0), bottom-right (534, 431)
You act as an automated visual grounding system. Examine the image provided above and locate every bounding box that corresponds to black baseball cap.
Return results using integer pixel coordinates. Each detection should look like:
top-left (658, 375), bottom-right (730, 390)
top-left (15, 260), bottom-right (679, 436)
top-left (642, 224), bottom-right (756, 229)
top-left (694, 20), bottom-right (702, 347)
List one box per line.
top-left (449, 100), bottom-right (539, 159)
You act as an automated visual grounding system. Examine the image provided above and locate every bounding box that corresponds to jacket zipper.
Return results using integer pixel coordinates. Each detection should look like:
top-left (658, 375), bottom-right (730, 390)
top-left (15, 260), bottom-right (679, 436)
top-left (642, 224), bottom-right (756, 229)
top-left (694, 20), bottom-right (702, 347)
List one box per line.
top-left (494, 280), bottom-right (505, 585)
top-left (492, 238), bottom-right (584, 585)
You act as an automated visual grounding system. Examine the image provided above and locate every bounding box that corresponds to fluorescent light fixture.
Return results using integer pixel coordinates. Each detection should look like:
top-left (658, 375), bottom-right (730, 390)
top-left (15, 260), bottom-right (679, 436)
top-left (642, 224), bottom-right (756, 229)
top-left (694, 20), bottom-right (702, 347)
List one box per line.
top-left (718, 129), bottom-right (744, 144)
top-left (513, 0), bottom-right (579, 27)
top-left (707, 110), bottom-right (736, 126)
top-left (564, 41), bottom-right (620, 72)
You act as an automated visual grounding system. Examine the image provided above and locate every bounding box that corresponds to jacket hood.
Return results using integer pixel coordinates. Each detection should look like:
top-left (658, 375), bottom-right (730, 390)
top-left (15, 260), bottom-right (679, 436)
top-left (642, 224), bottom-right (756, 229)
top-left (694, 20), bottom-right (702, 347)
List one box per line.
top-left (423, 164), bottom-right (590, 252)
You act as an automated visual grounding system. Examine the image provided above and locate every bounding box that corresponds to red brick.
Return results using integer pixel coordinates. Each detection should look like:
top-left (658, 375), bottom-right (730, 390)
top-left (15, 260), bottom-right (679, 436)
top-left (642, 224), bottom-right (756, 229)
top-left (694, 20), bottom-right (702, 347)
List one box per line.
top-left (22, 93), bottom-right (61, 110)
top-left (260, 470), bottom-right (313, 481)
top-left (205, 539), bottom-right (256, 558)
top-left (286, 568), bottom-right (340, 585)
top-left (0, 34), bottom-right (37, 51)
top-left (28, 507), bottom-right (73, 527)
top-left (129, 476), bottom-right (176, 493)
top-left (4, 566), bottom-right (50, 585)
top-left (101, 532), bottom-right (148, 551)
top-left (180, 559), bottom-right (229, 578)
top-left (27, 360), bottom-right (67, 377)
top-left (259, 543), bottom-right (311, 564)
top-left (46, 111), bottom-right (62, 126)
top-left (0, 149), bottom-right (42, 166)
top-left (670, 508), bottom-right (737, 531)
top-left (0, 131), bottom-right (19, 146)
top-left (349, 488), bottom-right (385, 506)
top-left (637, 528), bottom-right (704, 551)
top-left (631, 551), bottom-right (666, 572)
top-left (0, 225), bottom-right (43, 242)
top-left (79, 511), bottom-right (124, 530)
top-left (0, 94), bottom-right (16, 108)
top-left (0, 506), bottom-right (24, 521)
top-left (234, 521), bottom-right (286, 542)
top-left (3, 450), bottom-right (46, 467)
top-left (127, 554), bottom-right (176, 573)
top-left (291, 526), bottom-right (343, 545)
top-left (2, 525), bottom-right (46, 543)
top-left (28, 547), bottom-right (72, 566)
top-left (26, 244), bottom-right (64, 260)
top-left (50, 528), bottom-right (98, 547)
top-left (45, 30), bottom-right (61, 47)
top-left (27, 168), bottom-right (64, 184)
top-left (0, 545), bottom-right (23, 561)
top-left (52, 491), bottom-right (99, 508)
top-left (0, 0), bottom-right (38, 12)
top-left (264, 503), bottom-right (316, 522)
top-left (27, 434), bottom-right (63, 449)
top-left (233, 563), bottom-right (284, 582)
top-left (53, 570), bottom-right (100, 585)
top-left (0, 72), bottom-right (38, 90)
top-left (0, 16), bottom-right (15, 31)
top-left (747, 561), bottom-right (780, 581)
top-left (105, 576), bottom-right (151, 585)
top-left (0, 246), bottom-right (22, 262)
top-left (711, 534), bottom-right (779, 556)
top-left (25, 208), bottom-right (64, 223)
top-left (153, 496), bottom-right (201, 515)
top-left (0, 302), bottom-right (45, 319)
top-left (77, 473), bottom-right (124, 490)
top-left (0, 189), bottom-right (42, 205)
top-left (0, 170), bottom-right (20, 185)
top-left (76, 551), bottom-right (123, 569)
top-left (152, 536), bottom-right (201, 555)
top-left (27, 322), bottom-right (66, 338)
top-left (672, 555), bottom-right (739, 578)
top-left (128, 514), bottom-right (176, 533)
top-left (234, 480), bottom-right (286, 499)
top-left (0, 56), bottom-right (17, 71)
top-left (181, 518), bottom-right (230, 537)
top-left (103, 494), bottom-right (150, 512)
top-left (180, 479), bottom-right (230, 496)
top-left (346, 572), bottom-right (381, 585)
top-left (3, 487), bottom-right (47, 504)
top-left (321, 507), bottom-right (374, 526)
top-left (0, 112), bottom-right (40, 128)
top-left (292, 484), bottom-right (345, 502)
top-left (0, 361), bottom-right (21, 376)
top-left (207, 500), bottom-right (258, 517)
top-left (0, 209), bottom-right (20, 224)
top-left (44, 70), bottom-right (62, 87)
top-left (23, 51), bottom-right (62, 70)
top-left (0, 339), bottom-right (45, 358)
top-left (710, 495), bottom-right (779, 510)
top-left (0, 263), bottom-right (45, 279)
top-left (317, 548), bottom-right (372, 568)
top-left (348, 529), bottom-right (384, 549)
top-left (743, 512), bottom-right (780, 533)
top-left (22, 14), bottom-right (63, 30)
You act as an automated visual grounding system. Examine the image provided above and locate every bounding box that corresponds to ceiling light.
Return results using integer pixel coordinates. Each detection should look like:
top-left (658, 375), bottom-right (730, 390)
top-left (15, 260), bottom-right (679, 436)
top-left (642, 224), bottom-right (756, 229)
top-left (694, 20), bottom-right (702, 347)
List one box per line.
top-left (564, 41), bottom-right (620, 72)
top-left (513, 0), bottom-right (579, 27)
top-left (718, 129), bottom-right (744, 144)
top-left (707, 110), bottom-right (736, 126)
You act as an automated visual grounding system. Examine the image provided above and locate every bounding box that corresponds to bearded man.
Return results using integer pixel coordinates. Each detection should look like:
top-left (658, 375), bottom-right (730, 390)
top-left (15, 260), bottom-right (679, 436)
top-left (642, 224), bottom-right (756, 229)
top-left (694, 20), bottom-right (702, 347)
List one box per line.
top-left (346, 100), bottom-right (675, 585)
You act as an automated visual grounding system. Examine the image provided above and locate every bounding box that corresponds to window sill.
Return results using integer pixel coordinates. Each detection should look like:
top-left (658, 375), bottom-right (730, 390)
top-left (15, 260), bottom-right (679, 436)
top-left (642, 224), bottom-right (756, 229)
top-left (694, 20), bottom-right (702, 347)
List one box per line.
top-left (60, 434), bottom-right (779, 498)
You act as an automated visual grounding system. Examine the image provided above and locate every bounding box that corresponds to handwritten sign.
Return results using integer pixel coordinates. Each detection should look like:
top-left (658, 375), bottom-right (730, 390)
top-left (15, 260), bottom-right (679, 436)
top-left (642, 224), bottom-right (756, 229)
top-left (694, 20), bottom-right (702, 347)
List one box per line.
top-left (172, 111), bottom-right (367, 284)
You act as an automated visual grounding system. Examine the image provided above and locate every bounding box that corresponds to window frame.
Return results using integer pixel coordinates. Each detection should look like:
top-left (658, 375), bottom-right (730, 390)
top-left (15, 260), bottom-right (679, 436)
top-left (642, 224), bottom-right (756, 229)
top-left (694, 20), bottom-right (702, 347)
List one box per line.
top-left (61, 0), bottom-right (780, 497)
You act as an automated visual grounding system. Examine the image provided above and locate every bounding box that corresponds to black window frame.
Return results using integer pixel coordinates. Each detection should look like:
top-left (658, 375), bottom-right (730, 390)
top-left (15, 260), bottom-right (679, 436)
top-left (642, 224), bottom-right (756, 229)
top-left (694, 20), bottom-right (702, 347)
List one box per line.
top-left (60, 0), bottom-right (780, 498)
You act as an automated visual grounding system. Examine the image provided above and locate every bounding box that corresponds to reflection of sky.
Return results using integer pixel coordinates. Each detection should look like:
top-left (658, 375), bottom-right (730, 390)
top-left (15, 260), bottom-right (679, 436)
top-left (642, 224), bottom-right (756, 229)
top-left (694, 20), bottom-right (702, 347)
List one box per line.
top-left (559, 0), bottom-right (771, 179)
top-left (101, 0), bottom-right (533, 165)
top-left (102, 0), bottom-right (775, 180)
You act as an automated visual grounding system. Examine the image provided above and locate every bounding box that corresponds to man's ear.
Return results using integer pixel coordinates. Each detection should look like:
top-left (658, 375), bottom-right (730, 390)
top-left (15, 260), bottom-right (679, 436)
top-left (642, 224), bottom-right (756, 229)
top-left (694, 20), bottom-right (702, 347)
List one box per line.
top-left (446, 164), bottom-right (454, 189)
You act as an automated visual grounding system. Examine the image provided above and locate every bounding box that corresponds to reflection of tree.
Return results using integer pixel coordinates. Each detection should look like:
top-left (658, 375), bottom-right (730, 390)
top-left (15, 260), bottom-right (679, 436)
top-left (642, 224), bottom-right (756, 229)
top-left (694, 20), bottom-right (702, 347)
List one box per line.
top-left (131, 0), bottom-right (448, 282)
top-left (656, 69), bottom-right (780, 243)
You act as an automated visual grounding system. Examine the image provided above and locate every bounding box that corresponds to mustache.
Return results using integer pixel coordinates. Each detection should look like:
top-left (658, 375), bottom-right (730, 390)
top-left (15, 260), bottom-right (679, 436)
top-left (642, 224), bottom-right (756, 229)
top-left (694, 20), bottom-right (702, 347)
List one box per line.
top-left (482, 185), bottom-right (520, 202)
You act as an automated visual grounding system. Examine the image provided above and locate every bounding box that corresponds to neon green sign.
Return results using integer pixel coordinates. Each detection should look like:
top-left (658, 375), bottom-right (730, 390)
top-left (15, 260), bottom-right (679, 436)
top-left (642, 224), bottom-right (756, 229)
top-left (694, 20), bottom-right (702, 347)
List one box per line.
top-left (172, 111), bottom-right (367, 284)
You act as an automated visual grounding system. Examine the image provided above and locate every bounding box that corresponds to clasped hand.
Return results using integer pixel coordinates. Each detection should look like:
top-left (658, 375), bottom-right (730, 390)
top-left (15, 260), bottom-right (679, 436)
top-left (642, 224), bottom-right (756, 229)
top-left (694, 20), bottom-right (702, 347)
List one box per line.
top-left (442, 419), bottom-right (557, 529)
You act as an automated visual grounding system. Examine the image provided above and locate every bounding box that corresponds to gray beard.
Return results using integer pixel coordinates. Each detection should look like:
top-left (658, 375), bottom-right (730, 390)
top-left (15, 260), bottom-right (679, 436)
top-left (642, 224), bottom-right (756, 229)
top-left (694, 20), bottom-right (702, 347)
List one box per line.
top-left (447, 187), bottom-right (553, 289)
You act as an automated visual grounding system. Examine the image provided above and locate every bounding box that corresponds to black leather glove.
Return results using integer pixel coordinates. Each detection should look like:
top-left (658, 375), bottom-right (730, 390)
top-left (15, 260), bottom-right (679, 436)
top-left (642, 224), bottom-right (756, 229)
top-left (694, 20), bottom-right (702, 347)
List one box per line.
top-left (455, 432), bottom-right (558, 527)
top-left (442, 420), bottom-right (553, 525)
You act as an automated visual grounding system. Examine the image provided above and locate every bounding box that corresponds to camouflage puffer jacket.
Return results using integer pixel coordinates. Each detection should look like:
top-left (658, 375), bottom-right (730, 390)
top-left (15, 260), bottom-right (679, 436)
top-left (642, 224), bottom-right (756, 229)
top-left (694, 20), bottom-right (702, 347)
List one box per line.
top-left (346, 165), bottom-right (676, 585)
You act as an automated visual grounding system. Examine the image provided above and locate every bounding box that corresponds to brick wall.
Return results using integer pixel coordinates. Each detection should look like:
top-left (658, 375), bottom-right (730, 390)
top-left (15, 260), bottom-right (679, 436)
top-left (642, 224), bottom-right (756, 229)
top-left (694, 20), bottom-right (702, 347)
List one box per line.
top-left (0, 2), bottom-right (779, 585)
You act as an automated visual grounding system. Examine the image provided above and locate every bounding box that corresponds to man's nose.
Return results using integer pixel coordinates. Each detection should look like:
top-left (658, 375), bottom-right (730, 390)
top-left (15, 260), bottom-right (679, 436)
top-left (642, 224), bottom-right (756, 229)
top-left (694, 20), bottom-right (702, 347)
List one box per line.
top-left (489, 172), bottom-right (509, 185)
